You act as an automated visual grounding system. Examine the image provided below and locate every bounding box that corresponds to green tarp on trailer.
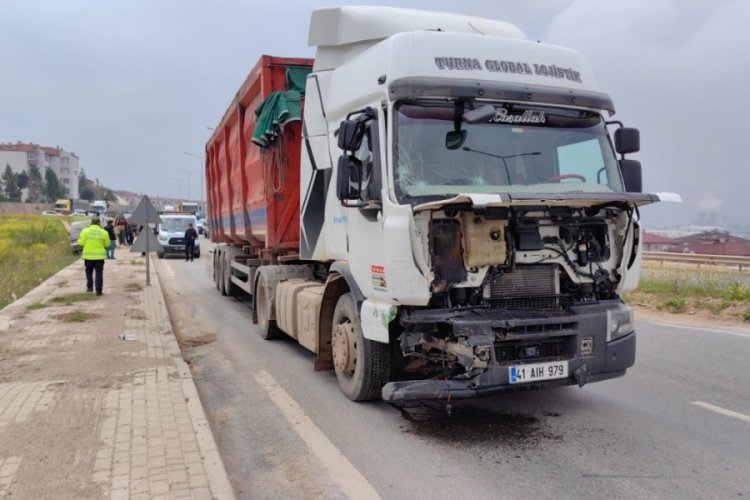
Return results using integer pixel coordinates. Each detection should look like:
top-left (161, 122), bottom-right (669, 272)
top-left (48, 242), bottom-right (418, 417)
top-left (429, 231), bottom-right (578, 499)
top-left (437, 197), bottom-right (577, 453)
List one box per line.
top-left (252, 66), bottom-right (312, 148)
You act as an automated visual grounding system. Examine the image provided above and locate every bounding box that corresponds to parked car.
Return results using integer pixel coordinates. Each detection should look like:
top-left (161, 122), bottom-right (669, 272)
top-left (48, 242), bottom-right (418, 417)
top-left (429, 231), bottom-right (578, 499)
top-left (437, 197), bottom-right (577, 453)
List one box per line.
top-left (72, 209), bottom-right (88, 216)
top-left (196, 218), bottom-right (207, 236)
top-left (69, 220), bottom-right (91, 253)
top-left (41, 210), bottom-right (61, 216)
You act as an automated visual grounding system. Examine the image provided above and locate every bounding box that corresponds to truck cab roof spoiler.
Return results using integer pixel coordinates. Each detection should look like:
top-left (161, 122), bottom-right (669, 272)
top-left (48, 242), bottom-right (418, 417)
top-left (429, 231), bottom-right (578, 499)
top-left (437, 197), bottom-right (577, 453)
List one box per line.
top-left (413, 192), bottom-right (682, 212)
top-left (389, 77), bottom-right (615, 115)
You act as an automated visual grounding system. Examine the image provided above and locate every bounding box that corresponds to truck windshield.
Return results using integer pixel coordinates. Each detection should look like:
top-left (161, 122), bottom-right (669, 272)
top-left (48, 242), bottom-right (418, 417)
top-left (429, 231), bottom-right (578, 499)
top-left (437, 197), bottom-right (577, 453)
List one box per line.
top-left (393, 101), bottom-right (623, 203)
top-left (161, 218), bottom-right (193, 232)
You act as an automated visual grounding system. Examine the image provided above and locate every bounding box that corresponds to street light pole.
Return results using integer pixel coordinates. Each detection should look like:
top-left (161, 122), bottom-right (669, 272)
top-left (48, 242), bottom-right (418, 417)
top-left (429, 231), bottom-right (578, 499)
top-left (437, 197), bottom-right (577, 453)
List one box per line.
top-left (184, 152), bottom-right (204, 204)
top-left (178, 168), bottom-right (192, 200)
top-left (170, 177), bottom-right (185, 199)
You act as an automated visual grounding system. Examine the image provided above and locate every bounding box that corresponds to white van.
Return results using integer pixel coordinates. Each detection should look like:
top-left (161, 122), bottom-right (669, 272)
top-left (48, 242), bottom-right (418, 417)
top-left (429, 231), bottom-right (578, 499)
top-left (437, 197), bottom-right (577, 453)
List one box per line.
top-left (156, 214), bottom-right (200, 259)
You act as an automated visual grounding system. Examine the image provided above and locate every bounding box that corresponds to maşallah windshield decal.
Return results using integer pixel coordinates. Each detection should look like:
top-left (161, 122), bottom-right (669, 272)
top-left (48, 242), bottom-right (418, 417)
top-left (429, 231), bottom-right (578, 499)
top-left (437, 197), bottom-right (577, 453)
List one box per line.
top-left (488, 108), bottom-right (546, 124)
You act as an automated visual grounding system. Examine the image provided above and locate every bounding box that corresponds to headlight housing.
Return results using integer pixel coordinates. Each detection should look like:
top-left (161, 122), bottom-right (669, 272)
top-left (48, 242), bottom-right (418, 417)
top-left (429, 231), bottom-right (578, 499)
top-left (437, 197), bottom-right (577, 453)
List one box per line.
top-left (158, 235), bottom-right (167, 242)
top-left (607, 307), bottom-right (634, 342)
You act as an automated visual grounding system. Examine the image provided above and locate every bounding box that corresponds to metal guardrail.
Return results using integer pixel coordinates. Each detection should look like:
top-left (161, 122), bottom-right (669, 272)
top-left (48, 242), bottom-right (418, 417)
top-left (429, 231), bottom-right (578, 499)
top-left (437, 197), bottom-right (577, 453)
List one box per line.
top-left (642, 251), bottom-right (750, 271)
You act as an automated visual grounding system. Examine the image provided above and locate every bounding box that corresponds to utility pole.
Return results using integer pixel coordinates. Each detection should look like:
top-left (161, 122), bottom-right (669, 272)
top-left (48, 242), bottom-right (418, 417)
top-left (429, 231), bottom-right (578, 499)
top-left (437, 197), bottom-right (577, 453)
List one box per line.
top-left (184, 152), bottom-right (204, 204)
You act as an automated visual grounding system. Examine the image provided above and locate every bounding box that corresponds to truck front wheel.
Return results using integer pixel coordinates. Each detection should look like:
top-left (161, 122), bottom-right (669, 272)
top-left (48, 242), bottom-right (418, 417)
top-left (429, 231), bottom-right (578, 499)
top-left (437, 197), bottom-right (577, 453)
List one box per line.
top-left (331, 293), bottom-right (390, 401)
top-left (256, 275), bottom-right (283, 340)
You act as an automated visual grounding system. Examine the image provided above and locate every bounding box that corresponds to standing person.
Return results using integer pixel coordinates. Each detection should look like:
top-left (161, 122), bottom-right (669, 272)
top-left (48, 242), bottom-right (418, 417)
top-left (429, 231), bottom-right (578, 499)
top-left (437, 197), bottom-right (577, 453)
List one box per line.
top-left (114, 214), bottom-right (127, 246)
top-left (77, 217), bottom-right (110, 296)
top-left (184, 223), bottom-right (198, 262)
top-left (104, 220), bottom-right (117, 259)
top-left (125, 222), bottom-right (134, 246)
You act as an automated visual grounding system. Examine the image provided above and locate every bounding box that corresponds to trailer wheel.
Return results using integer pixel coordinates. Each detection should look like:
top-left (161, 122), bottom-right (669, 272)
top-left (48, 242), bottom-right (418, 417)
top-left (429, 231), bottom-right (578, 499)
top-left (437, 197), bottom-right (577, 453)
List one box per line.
top-left (256, 275), bottom-right (283, 340)
top-left (222, 252), bottom-right (239, 297)
top-left (213, 250), bottom-right (221, 292)
top-left (331, 293), bottom-right (390, 401)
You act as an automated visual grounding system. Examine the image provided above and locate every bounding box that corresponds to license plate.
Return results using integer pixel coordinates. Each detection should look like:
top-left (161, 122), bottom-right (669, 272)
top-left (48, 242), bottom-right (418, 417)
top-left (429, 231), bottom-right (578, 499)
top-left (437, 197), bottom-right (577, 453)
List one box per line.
top-left (508, 361), bottom-right (568, 384)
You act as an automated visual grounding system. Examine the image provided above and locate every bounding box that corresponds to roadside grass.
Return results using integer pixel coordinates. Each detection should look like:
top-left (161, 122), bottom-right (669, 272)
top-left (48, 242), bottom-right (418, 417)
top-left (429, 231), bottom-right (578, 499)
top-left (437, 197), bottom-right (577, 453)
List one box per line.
top-left (50, 293), bottom-right (98, 306)
top-left (0, 215), bottom-right (78, 310)
top-left (26, 302), bottom-right (49, 310)
top-left (54, 310), bottom-right (98, 322)
top-left (624, 263), bottom-right (750, 322)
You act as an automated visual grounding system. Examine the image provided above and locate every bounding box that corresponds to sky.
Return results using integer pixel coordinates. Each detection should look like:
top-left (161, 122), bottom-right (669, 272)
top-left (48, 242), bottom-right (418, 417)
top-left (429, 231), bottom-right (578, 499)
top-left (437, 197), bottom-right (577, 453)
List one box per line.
top-left (1, 0), bottom-right (748, 227)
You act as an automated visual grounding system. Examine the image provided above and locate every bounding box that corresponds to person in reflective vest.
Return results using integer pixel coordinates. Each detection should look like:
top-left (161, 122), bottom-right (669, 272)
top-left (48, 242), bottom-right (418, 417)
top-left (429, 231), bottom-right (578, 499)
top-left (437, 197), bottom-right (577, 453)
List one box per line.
top-left (77, 217), bottom-right (110, 295)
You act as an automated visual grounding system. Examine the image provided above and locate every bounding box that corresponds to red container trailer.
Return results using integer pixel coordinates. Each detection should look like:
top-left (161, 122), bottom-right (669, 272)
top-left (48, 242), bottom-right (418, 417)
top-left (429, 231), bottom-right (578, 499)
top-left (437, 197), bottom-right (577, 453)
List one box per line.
top-left (206, 55), bottom-right (313, 260)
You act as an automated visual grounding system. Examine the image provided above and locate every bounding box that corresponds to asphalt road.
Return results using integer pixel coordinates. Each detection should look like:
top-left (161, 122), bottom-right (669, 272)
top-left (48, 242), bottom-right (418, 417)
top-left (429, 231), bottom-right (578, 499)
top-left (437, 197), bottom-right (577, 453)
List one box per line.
top-left (155, 241), bottom-right (750, 500)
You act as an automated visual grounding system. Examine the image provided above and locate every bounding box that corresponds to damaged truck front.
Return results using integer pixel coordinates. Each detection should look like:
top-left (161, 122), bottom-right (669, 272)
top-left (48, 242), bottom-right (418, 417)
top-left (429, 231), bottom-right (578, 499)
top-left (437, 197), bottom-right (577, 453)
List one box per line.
top-left (210, 7), bottom-right (678, 404)
top-left (371, 97), bottom-right (659, 401)
top-left (323, 9), bottom-right (678, 402)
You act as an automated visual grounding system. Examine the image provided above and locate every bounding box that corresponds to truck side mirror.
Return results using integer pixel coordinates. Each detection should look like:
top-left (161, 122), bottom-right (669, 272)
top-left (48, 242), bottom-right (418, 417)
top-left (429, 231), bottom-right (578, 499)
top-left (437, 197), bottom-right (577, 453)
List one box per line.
top-left (336, 155), bottom-right (363, 201)
top-left (445, 130), bottom-right (467, 150)
top-left (614, 128), bottom-right (640, 155)
top-left (337, 120), bottom-right (366, 151)
top-left (619, 159), bottom-right (642, 192)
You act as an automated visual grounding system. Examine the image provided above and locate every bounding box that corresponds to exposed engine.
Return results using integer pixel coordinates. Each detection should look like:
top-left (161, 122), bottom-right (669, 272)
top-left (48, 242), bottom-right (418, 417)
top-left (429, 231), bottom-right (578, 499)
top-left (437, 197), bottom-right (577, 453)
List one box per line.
top-left (396, 204), bottom-right (635, 379)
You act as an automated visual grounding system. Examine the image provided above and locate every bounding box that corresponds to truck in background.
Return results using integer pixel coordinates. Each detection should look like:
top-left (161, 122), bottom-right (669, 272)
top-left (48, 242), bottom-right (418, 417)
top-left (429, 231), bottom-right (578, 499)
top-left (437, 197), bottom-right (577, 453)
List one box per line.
top-left (207, 6), bottom-right (677, 402)
top-left (54, 198), bottom-right (89, 215)
top-left (177, 201), bottom-right (201, 215)
top-left (88, 200), bottom-right (108, 216)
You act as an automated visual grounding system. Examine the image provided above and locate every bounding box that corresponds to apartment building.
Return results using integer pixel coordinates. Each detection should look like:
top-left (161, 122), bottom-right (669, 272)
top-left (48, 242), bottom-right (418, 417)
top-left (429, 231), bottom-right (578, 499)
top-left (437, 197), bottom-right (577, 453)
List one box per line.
top-left (0, 142), bottom-right (80, 199)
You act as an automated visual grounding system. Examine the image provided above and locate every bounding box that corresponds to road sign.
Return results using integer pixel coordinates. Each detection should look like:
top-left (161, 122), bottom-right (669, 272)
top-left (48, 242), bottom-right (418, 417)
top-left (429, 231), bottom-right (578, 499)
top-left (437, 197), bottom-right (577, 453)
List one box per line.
top-left (129, 195), bottom-right (162, 226)
top-left (129, 195), bottom-right (163, 287)
top-left (130, 230), bottom-right (163, 253)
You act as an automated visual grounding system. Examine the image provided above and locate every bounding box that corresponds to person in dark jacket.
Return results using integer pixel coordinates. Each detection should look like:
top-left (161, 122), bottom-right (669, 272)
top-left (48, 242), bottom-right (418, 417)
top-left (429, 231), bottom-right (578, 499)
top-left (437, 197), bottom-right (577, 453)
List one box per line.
top-left (104, 220), bottom-right (117, 259)
top-left (184, 223), bottom-right (198, 262)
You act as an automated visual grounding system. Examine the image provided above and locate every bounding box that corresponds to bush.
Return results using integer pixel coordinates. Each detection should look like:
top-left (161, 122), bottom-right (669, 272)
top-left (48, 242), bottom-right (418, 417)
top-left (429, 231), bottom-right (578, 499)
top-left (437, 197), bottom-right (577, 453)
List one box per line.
top-left (658, 297), bottom-right (687, 313)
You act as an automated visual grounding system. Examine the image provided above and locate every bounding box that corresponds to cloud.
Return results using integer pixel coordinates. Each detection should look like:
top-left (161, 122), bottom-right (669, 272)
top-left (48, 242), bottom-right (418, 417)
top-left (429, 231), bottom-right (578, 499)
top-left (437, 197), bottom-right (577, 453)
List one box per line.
top-left (697, 195), bottom-right (721, 213)
top-left (542, 0), bottom-right (750, 225)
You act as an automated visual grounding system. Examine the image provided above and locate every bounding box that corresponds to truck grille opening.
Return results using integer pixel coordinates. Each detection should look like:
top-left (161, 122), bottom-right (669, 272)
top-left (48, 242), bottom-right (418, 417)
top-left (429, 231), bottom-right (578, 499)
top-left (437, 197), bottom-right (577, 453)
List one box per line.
top-left (168, 237), bottom-right (185, 245)
top-left (494, 337), bottom-right (572, 363)
top-left (487, 265), bottom-right (558, 298)
top-left (484, 295), bottom-right (573, 311)
top-left (493, 322), bottom-right (578, 336)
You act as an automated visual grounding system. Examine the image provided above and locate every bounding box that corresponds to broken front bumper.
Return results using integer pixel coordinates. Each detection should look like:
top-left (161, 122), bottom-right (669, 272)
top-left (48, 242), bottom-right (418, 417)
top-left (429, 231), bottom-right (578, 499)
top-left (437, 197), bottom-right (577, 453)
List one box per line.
top-left (382, 301), bottom-right (636, 402)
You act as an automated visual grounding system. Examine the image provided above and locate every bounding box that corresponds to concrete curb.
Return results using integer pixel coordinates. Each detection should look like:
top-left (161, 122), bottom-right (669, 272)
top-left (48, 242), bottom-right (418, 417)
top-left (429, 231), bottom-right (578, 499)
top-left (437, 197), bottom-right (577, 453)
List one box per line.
top-left (148, 255), bottom-right (236, 499)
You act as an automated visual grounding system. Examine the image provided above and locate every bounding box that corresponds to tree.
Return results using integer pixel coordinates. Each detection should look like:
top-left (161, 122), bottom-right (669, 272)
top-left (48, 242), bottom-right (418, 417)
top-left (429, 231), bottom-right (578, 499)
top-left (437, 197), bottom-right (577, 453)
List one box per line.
top-left (79, 184), bottom-right (95, 202)
top-left (44, 168), bottom-right (67, 201)
top-left (1, 164), bottom-right (21, 201)
top-left (103, 189), bottom-right (117, 202)
top-left (45, 168), bottom-right (59, 201)
top-left (26, 164), bottom-right (44, 202)
top-left (79, 168), bottom-right (90, 187)
top-left (16, 171), bottom-right (28, 190)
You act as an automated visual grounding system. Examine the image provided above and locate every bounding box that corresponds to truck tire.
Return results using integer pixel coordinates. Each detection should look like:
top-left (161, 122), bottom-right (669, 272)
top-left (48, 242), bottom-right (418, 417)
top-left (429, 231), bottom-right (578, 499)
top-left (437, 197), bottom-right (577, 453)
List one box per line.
top-left (157, 251), bottom-right (164, 259)
top-left (331, 293), bottom-right (390, 401)
top-left (213, 250), bottom-right (221, 292)
top-left (222, 252), bottom-right (239, 297)
top-left (256, 275), bottom-right (283, 340)
top-left (194, 250), bottom-right (200, 259)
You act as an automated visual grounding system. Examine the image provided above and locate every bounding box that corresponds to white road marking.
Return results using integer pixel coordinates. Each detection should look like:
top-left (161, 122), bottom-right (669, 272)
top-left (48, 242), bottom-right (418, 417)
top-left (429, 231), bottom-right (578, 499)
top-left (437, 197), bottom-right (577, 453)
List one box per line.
top-left (253, 370), bottom-right (381, 500)
top-left (644, 321), bottom-right (750, 338)
top-left (692, 401), bottom-right (750, 424)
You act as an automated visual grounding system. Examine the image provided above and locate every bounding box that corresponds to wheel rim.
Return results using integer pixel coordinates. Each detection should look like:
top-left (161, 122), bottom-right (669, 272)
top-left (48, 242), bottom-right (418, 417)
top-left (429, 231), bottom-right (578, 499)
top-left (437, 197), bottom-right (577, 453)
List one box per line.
top-left (332, 319), bottom-right (357, 376)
